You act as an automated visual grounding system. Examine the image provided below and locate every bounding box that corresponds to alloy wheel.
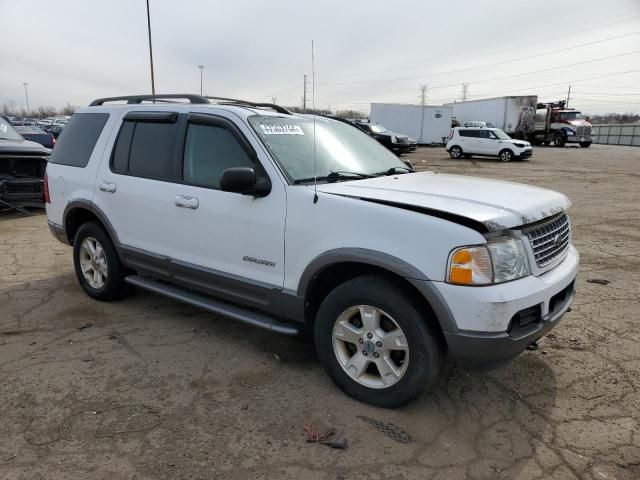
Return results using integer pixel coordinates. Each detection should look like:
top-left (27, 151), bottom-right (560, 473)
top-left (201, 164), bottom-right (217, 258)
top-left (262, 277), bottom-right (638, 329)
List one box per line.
top-left (332, 305), bottom-right (409, 389)
top-left (79, 237), bottom-right (108, 289)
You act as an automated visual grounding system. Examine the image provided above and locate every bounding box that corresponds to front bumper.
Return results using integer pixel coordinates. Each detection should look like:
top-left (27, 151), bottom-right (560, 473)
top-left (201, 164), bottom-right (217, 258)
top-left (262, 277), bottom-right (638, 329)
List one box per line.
top-left (517, 148), bottom-right (533, 159)
top-left (432, 245), bottom-right (579, 366)
top-left (0, 178), bottom-right (44, 208)
top-left (565, 135), bottom-right (592, 144)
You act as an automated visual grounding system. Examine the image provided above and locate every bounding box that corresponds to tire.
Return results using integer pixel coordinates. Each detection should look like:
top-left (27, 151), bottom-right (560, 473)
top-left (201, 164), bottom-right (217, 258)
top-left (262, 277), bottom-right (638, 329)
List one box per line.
top-left (580, 141), bottom-right (592, 148)
top-left (543, 141), bottom-right (551, 146)
top-left (499, 149), bottom-right (514, 162)
top-left (449, 146), bottom-right (463, 159)
top-left (314, 275), bottom-right (443, 408)
top-left (73, 221), bottom-right (128, 301)
top-left (554, 133), bottom-right (566, 147)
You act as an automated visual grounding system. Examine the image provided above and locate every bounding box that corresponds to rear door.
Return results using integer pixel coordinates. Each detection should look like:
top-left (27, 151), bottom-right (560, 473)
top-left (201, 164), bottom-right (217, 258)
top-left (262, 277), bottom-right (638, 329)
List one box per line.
top-left (93, 110), bottom-right (184, 277)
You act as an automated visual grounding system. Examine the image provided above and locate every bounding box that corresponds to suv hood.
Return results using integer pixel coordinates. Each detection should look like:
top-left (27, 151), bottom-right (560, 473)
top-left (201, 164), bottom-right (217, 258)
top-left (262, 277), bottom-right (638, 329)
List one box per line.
top-left (317, 172), bottom-right (570, 231)
top-left (0, 138), bottom-right (51, 155)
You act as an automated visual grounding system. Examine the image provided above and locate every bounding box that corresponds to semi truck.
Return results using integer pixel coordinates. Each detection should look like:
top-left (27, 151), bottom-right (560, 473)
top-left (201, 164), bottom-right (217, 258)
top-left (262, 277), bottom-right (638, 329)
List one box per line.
top-left (444, 96), bottom-right (537, 138)
top-left (531, 101), bottom-right (592, 148)
top-left (370, 103), bottom-right (453, 144)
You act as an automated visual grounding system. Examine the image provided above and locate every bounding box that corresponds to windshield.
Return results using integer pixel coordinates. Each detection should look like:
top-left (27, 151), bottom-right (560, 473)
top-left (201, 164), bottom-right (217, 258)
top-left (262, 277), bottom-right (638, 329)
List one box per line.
top-left (560, 111), bottom-right (582, 121)
top-left (369, 125), bottom-right (387, 133)
top-left (249, 115), bottom-right (407, 182)
top-left (491, 129), bottom-right (511, 140)
top-left (0, 117), bottom-right (24, 141)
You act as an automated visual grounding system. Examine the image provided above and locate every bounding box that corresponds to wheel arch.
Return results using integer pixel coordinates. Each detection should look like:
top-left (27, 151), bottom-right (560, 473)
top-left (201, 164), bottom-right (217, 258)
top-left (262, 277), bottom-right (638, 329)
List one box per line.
top-left (297, 249), bottom-right (455, 344)
top-left (63, 201), bottom-right (120, 247)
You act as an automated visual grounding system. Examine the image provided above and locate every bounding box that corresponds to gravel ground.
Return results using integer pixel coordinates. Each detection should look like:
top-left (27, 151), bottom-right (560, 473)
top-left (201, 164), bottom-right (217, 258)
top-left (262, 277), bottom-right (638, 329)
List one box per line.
top-left (0, 144), bottom-right (639, 480)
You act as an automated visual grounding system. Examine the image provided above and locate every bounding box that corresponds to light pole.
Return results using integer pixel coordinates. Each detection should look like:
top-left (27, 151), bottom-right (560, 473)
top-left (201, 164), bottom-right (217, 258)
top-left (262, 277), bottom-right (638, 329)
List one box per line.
top-left (145, 0), bottom-right (156, 96)
top-left (198, 65), bottom-right (205, 96)
top-left (23, 82), bottom-right (30, 116)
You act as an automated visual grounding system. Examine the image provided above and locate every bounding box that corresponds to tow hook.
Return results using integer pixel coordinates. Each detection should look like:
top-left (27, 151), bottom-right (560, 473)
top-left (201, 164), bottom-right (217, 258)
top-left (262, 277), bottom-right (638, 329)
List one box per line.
top-left (526, 341), bottom-right (539, 351)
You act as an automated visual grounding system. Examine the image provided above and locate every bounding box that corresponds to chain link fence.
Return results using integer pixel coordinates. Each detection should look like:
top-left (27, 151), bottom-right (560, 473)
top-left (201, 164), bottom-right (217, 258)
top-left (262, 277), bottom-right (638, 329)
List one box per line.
top-left (592, 124), bottom-right (640, 146)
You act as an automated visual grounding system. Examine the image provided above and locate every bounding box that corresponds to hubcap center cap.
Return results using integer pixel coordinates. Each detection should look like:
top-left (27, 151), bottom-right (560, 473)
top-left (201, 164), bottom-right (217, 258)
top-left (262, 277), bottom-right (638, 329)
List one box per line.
top-left (363, 340), bottom-right (376, 354)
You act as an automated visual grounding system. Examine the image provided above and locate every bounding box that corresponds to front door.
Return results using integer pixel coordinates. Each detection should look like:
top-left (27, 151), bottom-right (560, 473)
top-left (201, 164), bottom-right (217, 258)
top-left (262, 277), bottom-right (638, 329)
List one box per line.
top-left (167, 111), bottom-right (287, 312)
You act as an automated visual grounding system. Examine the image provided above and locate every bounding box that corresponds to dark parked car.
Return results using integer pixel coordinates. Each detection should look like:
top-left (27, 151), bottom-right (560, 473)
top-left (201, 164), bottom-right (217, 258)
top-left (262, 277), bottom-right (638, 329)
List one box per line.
top-left (320, 115), bottom-right (370, 134)
top-left (0, 116), bottom-right (50, 209)
top-left (357, 123), bottom-right (412, 154)
top-left (14, 125), bottom-right (55, 149)
top-left (45, 124), bottom-right (65, 138)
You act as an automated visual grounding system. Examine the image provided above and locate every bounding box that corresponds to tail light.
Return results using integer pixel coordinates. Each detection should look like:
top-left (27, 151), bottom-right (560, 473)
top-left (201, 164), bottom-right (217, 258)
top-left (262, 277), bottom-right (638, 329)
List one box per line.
top-left (44, 173), bottom-right (50, 204)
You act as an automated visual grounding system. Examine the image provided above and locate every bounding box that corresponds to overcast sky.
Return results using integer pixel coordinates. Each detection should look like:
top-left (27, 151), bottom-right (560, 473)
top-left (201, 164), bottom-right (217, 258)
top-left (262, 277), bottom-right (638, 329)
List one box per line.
top-left (1, 0), bottom-right (639, 114)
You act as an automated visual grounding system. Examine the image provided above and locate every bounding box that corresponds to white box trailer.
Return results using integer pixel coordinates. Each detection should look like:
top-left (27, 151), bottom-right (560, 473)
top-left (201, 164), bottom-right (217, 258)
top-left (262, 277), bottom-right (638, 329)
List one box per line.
top-left (370, 103), bottom-right (453, 144)
top-left (444, 96), bottom-right (537, 137)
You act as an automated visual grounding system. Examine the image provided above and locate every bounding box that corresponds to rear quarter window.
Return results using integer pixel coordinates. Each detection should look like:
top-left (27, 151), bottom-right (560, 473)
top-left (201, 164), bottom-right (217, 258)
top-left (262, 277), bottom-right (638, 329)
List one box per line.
top-left (50, 113), bottom-right (109, 167)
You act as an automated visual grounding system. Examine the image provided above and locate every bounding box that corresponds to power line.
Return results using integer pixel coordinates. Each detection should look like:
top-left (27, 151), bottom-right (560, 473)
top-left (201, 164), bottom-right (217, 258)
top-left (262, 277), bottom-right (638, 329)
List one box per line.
top-left (320, 13), bottom-right (640, 83)
top-left (320, 31), bottom-right (640, 86)
top-left (318, 51), bottom-right (640, 99)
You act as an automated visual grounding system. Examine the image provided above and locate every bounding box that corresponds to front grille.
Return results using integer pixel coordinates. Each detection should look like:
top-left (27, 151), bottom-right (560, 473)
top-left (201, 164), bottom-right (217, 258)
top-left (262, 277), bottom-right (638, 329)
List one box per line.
top-left (525, 213), bottom-right (571, 267)
top-left (575, 126), bottom-right (591, 136)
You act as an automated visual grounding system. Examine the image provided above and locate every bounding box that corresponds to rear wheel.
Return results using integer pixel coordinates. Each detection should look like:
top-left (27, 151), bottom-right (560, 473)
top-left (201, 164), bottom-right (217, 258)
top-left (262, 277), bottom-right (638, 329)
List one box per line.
top-left (554, 133), bottom-right (566, 147)
top-left (543, 140), bottom-right (551, 146)
top-left (449, 146), bottom-right (463, 159)
top-left (499, 149), bottom-right (514, 162)
top-left (73, 222), bottom-right (128, 301)
top-left (314, 275), bottom-right (443, 408)
top-left (580, 141), bottom-right (592, 148)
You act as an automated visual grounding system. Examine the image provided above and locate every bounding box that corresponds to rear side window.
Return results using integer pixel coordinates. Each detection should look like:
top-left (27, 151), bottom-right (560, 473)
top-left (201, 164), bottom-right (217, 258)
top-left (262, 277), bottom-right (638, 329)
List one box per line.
top-left (50, 113), bottom-right (109, 167)
top-left (459, 129), bottom-right (479, 138)
top-left (110, 113), bottom-right (179, 181)
top-left (183, 123), bottom-right (254, 189)
top-left (128, 122), bottom-right (177, 179)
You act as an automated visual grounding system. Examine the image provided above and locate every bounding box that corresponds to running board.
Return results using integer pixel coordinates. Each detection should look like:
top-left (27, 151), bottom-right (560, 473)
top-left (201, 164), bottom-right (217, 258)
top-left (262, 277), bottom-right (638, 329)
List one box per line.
top-left (125, 275), bottom-right (300, 336)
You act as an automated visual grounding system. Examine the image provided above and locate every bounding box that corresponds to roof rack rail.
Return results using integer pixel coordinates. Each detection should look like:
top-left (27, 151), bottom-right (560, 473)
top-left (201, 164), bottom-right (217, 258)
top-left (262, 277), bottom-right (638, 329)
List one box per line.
top-left (205, 96), bottom-right (292, 115)
top-left (89, 94), bottom-right (210, 106)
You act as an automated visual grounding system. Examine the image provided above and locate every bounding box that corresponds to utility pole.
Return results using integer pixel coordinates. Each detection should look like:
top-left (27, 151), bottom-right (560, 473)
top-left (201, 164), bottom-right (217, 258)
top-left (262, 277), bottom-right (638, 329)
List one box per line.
top-left (420, 84), bottom-right (428, 106)
top-left (303, 74), bottom-right (308, 112)
top-left (461, 83), bottom-right (469, 102)
top-left (198, 65), bottom-right (205, 95)
top-left (145, 0), bottom-right (156, 96)
top-left (23, 82), bottom-right (30, 115)
top-left (566, 84), bottom-right (571, 108)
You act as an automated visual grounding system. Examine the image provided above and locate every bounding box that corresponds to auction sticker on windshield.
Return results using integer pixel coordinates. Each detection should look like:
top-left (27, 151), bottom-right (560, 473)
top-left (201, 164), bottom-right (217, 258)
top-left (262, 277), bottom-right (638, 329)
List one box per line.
top-left (259, 124), bottom-right (304, 135)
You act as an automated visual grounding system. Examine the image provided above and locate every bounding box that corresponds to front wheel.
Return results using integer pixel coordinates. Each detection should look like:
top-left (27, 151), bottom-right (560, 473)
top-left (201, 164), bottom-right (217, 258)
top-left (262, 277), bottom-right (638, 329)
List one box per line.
top-left (554, 133), bottom-right (566, 147)
top-left (449, 146), bottom-right (462, 159)
top-left (314, 275), bottom-right (443, 408)
top-left (499, 149), bottom-right (514, 162)
top-left (580, 141), bottom-right (592, 148)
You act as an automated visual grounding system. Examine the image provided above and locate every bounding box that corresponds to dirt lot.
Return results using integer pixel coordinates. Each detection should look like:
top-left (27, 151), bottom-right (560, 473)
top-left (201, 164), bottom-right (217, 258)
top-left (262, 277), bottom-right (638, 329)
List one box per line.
top-left (1, 144), bottom-right (639, 480)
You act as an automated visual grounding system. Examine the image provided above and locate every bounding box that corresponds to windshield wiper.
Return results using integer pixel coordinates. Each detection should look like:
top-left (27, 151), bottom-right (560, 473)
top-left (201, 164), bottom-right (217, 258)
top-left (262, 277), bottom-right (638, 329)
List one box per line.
top-left (372, 166), bottom-right (415, 176)
top-left (293, 171), bottom-right (373, 185)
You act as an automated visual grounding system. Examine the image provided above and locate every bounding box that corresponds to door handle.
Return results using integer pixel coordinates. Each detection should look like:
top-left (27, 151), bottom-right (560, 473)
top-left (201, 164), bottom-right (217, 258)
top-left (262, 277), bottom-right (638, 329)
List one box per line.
top-left (175, 195), bottom-right (199, 209)
top-left (99, 181), bottom-right (117, 193)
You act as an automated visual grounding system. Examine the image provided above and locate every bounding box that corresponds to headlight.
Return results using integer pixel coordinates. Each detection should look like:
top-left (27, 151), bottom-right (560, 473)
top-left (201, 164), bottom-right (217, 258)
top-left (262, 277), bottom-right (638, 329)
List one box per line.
top-left (512, 142), bottom-right (525, 148)
top-left (391, 136), bottom-right (397, 143)
top-left (566, 131), bottom-right (575, 136)
top-left (447, 237), bottom-right (530, 285)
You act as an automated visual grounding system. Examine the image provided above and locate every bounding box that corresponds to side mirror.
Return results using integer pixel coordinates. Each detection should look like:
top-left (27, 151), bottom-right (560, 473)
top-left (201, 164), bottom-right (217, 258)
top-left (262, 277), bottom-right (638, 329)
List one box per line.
top-left (220, 167), bottom-right (271, 197)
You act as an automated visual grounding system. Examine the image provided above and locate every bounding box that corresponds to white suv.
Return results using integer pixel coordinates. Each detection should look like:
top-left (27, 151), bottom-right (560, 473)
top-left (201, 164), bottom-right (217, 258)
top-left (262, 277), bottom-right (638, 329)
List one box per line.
top-left (46, 94), bottom-right (578, 408)
top-left (446, 127), bottom-right (533, 162)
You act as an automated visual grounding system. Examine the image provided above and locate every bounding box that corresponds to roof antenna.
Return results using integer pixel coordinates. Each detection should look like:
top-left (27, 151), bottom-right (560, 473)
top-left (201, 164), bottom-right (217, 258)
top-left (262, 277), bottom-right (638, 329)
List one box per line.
top-left (312, 40), bottom-right (319, 204)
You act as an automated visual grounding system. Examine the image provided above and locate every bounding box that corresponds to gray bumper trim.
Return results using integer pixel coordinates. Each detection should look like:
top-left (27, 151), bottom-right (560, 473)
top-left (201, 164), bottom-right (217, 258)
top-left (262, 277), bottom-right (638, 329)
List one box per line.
top-left (444, 280), bottom-right (576, 367)
top-left (47, 221), bottom-right (70, 245)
